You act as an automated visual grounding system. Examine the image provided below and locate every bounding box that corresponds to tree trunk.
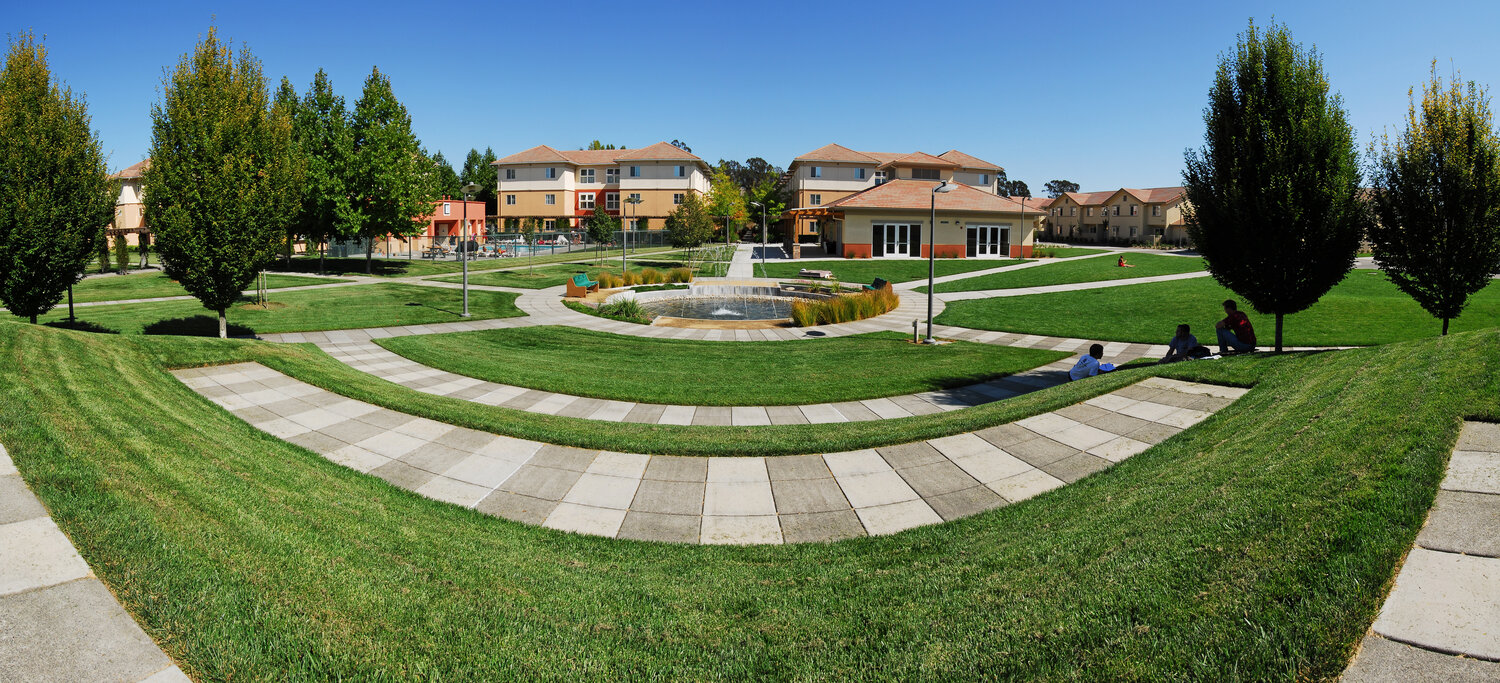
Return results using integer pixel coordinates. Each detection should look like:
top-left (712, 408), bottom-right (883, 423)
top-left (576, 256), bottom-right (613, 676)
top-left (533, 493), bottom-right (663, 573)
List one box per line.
top-left (365, 240), bottom-right (374, 275)
top-left (1275, 313), bottom-right (1284, 353)
top-left (67, 285), bottom-right (74, 322)
top-left (1442, 317), bottom-right (1450, 335)
top-left (218, 309), bottom-right (228, 339)
top-left (29, 313), bottom-right (36, 324)
top-left (319, 240), bottom-right (326, 275)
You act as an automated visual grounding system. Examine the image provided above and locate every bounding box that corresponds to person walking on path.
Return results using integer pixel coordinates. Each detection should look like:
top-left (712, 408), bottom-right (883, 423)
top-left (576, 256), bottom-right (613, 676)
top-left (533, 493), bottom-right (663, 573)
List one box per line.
top-left (1215, 300), bottom-right (1257, 354)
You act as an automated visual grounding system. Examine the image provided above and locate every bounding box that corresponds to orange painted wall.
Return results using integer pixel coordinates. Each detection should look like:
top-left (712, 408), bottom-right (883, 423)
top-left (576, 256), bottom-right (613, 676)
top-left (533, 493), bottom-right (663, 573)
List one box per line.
top-left (1010, 244), bottom-right (1034, 258)
top-left (420, 200), bottom-right (486, 237)
top-left (918, 244), bottom-right (967, 259)
top-left (843, 243), bottom-right (872, 258)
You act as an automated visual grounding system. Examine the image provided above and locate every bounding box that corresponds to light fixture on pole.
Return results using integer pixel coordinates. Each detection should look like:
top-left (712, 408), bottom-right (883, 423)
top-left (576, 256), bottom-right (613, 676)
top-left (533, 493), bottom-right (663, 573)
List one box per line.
top-left (623, 195), bottom-right (642, 273)
top-left (460, 182), bottom-right (481, 317)
top-left (926, 180), bottom-right (956, 343)
top-left (749, 201), bottom-right (766, 277)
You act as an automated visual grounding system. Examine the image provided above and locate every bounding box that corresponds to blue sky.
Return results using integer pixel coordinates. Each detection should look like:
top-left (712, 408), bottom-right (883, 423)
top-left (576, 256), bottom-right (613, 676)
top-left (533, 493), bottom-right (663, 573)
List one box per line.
top-left (10, 0), bottom-right (1500, 192)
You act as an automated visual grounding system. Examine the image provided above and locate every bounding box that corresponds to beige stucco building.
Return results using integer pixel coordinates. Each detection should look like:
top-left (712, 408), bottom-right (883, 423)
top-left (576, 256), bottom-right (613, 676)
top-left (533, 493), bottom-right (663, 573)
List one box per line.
top-left (491, 142), bottom-right (710, 232)
top-left (107, 159), bottom-right (150, 245)
top-left (1044, 186), bottom-right (1192, 245)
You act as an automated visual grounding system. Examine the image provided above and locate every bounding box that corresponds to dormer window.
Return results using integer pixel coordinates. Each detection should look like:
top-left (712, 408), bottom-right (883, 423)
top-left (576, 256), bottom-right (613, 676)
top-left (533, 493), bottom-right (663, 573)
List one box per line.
top-left (874, 170), bottom-right (887, 186)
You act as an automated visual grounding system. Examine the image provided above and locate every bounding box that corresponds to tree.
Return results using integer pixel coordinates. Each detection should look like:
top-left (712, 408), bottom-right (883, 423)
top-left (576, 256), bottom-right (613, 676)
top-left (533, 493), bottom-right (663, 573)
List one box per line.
top-left (665, 192), bottom-right (714, 273)
top-left (460, 147), bottom-right (498, 216)
top-left (519, 217), bottom-right (540, 274)
top-left (584, 140), bottom-right (620, 150)
top-left (670, 139), bottom-right (692, 153)
top-left (1045, 180), bottom-right (1080, 198)
top-left (718, 157), bottom-right (782, 194)
top-left (584, 206), bottom-right (618, 260)
top-left (144, 26), bottom-right (300, 338)
top-left (348, 66), bottom-right (435, 275)
top-left (705, 166), bottom-right (748, 241)
top-left (1005, 180), bottom-right (1032, 198)
top-left (1370, 64), bottom-right (1500, 335)
top-left (289, 68), bottom-right (355, 274)
top-left (0, 32), bottom-right (115, 324)
top-left (429, 149), bottom-right (462, 198)
top-left (1182, 20), bottom-right (1366, 352)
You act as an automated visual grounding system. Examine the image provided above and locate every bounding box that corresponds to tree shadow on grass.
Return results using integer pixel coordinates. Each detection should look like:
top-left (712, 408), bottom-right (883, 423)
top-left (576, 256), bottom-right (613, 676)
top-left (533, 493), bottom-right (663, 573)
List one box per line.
top-left (405, 301), bottom-right (462, 317)
top-left (266, 257), bottom-right (416, 277)
top-left (43, 319), bottom-right (119, 334)
top-left (143, 315), bottom-right (256, 337)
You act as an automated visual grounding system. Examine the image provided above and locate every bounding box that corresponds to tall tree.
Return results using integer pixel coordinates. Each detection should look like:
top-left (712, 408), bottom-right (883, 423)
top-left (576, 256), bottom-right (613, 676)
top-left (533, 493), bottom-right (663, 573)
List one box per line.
top-left (1183, 20), bottom-right (1366, 352)
top-left (1005, 180), bottom-right (1032, 198)
top-left (670, 139), bottom-right (692, 153)
top-left (583, 206), bottom-right (618, 259)
top-left (705, 166), bottom-right (747, 240)
top-left (584, 140), bottom-right (619, 150)
top-left (1370, 64), bottom-right (1500, 335)
top-left (290, 68), bottom-right (355, 274)
top-left (429, 149), bottom-right (462, 198)
top-left (665, 191), bottom-right (714, 273)
top-left (144, 26), bottom-right (300, 338)
top-left (1044, 180), bottom-right (1080, 198)
top-left (460, 147), bottom-right (498, 216)
top-left (717, 157), bottom-right (782, 194)
top-left (0, 32), bottom-right (115, 323)
top-left (348, 66), bottom-right (435, 274)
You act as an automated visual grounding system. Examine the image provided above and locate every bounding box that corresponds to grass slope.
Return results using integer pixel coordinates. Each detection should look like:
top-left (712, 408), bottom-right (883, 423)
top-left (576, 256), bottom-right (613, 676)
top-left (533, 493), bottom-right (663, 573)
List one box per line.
top-left (38, 283), bottom-right (523, 336)
top-left (935, 269), bottom-right (1500, 346)
top-left (68, 271), bottom-right (344, 304)
top-left (428, 260), bottom-right (692, 289)
top-left (923, 253), bottom-right (1205, 293)
top-left (376, 327), bottom-right (1066, 405)
top-left (755, 258), bottom-right (1021, 284)
top-left (2, 321), bottom-right (1496, 679)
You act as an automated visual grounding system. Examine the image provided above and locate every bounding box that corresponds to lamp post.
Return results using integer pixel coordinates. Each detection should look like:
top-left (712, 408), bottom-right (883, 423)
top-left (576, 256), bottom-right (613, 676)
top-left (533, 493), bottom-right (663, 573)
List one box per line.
top-left (623, 194), bottom-right (642, 273)
top-left (926, 180), bottom-right (955, 343)
top-left (460, 182), bottom-right (481, 317)
top-left (749, 201), bottom-right (767, 277)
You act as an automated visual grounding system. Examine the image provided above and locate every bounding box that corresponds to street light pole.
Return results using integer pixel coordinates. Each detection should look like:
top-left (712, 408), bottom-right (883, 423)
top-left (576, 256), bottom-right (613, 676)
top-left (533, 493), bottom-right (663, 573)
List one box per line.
top-left (460, 182), bottom-right (481, 317)
top-left (926, 180), bottom-right (955, 343)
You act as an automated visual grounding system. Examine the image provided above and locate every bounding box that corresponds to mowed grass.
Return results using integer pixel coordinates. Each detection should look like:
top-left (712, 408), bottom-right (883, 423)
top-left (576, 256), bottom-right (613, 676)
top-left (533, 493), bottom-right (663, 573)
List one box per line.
top-left (68, 271), bottom-right (345, 303)
top-left (1032, 247), bottom-right (1107, 258)
top-left (3, 321), bottom-right (1496, 678)
top-left (267, 245), bottom-right (681, 277)
top-left (428, 260), bottom-right (691, 289)
top-left (376, 327), bottom-right (1065, 405)
top-left (924, 252), bottom-right (1205, 293)
top-left (935, 269), bottom-right (1500, 346)
top-left (755, 258), bottom-right (1021, 284)
top-left (38, 283), bottom-right (522, 336)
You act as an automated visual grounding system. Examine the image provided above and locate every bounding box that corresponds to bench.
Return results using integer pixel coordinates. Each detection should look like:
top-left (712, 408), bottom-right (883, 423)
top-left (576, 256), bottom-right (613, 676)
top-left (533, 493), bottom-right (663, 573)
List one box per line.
top-left (421, 247), bottom-right (448, 260)
top-left (862, 277), bottom-right (890, 292)
top-left (799, 268), bottom-right (833, 279)
top-left (565, 272), bottom-right (599, 298)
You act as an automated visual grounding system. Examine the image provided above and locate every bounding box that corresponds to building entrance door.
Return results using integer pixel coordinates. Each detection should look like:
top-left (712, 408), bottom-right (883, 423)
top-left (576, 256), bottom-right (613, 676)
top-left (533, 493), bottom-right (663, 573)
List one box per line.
top-left (872, 223), bottom-right (919, 257)
top-left (967, 225), bottom-right (1009, 257)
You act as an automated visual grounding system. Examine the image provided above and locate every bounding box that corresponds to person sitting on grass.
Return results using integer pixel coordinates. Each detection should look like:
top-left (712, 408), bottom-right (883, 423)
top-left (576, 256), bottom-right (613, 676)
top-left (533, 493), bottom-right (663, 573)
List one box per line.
top-left (1215, 299), bottom-right (1257, 355)
top-left (1160, 324), bottom-right (1200, 364)
top-left (1069, 343), bottom-right (1116, 381)
top-left (1117, 255), bottom-right (1135, 267)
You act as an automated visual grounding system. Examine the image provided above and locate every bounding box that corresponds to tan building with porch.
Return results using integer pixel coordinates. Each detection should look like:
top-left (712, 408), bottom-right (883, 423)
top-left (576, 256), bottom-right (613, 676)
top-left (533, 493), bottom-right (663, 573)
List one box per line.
top-left (107, 159), bottom-right (150, 245)
top-left (791, 179), bottom-right (1044, 260)
top-left (491, 142), bottom-right (710, 232)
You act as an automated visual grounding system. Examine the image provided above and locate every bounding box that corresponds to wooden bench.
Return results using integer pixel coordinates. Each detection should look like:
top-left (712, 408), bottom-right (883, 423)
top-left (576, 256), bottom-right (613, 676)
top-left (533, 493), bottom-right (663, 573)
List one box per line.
top-left (799, 268), bottom-right (833, 279)
top-left (565, 272), bottom-right (599, 298)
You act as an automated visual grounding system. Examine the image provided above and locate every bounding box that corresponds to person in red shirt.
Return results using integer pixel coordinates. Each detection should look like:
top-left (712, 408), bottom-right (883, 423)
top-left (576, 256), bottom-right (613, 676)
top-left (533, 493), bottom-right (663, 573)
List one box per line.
top-left (1214, 299), bottom-right (1257, 354)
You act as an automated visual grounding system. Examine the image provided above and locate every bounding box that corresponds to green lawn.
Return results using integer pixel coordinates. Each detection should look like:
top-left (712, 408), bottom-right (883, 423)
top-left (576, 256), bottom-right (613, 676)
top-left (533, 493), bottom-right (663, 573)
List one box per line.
top-left (68, 271), bottom-right (345, 303)
top-left (1032, 247), bottom-right (1107, 258)
top-left (924, 253), bottom-right (1205, 293)
top-left (3, 321), bottom-right (1496, 678)
top-left (267, 245), bottom-right (681, 277)
top-left (935, 269), bottom-right (1500, 346)
top-left (376, 327), bottom-right (1065, 405)
top-left (755, 258), bottom-right (1022, 284)
top-left (428, 260), bottom-right (693, 289)
top-left (38, 283), bottom-right (522, 336)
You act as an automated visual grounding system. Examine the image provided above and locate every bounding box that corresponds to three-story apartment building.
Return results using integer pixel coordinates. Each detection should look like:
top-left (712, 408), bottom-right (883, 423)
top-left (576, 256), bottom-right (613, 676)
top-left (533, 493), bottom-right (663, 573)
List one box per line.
top-left (491, 141), bottom-right (710, 231)
top-left (785, 144), bottom-right (1004, 243)
top-left (1044, 187), bottom-right (1191, 244)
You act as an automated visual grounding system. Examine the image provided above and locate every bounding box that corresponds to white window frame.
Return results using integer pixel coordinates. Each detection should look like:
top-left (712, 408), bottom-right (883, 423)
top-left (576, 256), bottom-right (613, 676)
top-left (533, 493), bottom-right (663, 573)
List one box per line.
top-left (505, 194), bottom-right (516, 206)
top-left (675, 165), bottom-right (686, 177)
top-left (545, 219), bottom-right (555, 230)
top-left (545, 194), bottom-right (555, 205)
top-left (605, 168), bottom-right (619, 183)
top-left (606, 192), bottom-right (619, 211)
top-left (579, 168), bottom-right (595, 184)
top-left (579, 192), bottom-right (595, 210)
top-left (673, 193), bottom-right (684, 205)
top-left (629, 165), bottom-right (641, 177)
top-left (874, 170), bottom-right (887, 185)
top-left (546, 167), bottom-right (557, 179)
top-left (504, 169), bottom-right (515, 180)
top-left (810, 194), bottom-right (821, 206)
top-left (809, 166), bottom-right (821, 178)
top-left (442, 202), bottom-right (451, 216)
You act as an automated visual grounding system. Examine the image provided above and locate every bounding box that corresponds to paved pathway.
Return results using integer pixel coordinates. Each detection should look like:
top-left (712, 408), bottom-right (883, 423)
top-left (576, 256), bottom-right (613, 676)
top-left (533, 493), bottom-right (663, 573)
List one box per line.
top-left (931, 270), bottom-right (1214, 302)
top-left (0, 444), bottom-right (188, 682)
top-left (725, 244), bottom-right (755, 279)
top-left (174, 364), bottom-right (1246, 545)
top-left (1343, 421), bottom-right (1500, 680)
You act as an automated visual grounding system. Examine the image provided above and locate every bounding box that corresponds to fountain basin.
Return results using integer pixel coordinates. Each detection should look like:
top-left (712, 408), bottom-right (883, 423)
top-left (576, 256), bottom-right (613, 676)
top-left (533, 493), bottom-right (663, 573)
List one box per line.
top-left (606, 285), bottom-right (834, 327)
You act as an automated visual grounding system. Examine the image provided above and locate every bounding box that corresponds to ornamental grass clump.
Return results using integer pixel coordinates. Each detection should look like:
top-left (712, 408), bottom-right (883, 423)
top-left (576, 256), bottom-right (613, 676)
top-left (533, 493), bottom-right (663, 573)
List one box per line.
top-left (668, 267), bottom-right (692, 283)
top-left (596, 271), bottom-right (622, 288)
top-left (789, 287), bottom-right (898, 327)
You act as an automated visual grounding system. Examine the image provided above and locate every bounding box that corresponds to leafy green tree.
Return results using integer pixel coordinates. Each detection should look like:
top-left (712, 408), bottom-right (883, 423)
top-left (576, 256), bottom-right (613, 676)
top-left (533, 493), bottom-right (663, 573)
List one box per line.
top-left (1005, 180), bottom-right (1032, 198)
top-left (290, 68), bottom-right (355, 274)
top-left (670, 139), bottom-right (691, 153)
top-left (584, 206), bottom-right (618, 259)
top-left (706, 166), bottom-right (747, 241)
top-left (429, 149), bottom-right (462, 198)
top-left (520, 216), bottom-right (540, 274)
top-left (1044, 180), bottom-right (1080, 198)
top-left (584, 140), bottom-right (619, 150)
top-left (1370, 64), bottom-right (1500, 335)
top-left (460, 147), bottom-right (498, 216)
top-left (1183, 20), bottom-right (1366, 352)
top-left (95, 234), bottom-right (110, 273)
top-left (112, 233), bottom-right (129, 274)
top-left (349, 66), bottom-right (435, 274)
top-left (144, 27), bottom-right (301, 338)
top-left (0, 32), bottom-right (115, 324)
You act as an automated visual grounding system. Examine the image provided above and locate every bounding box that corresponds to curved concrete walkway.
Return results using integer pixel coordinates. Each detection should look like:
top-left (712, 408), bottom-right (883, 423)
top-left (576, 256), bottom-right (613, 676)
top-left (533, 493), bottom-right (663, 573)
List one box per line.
top-left (1343, 421), bottom-right (1500, 680)
top-left (174, 363), bottom-right (1246, 545)
top-left (0, 444), bottom-right (188, 682)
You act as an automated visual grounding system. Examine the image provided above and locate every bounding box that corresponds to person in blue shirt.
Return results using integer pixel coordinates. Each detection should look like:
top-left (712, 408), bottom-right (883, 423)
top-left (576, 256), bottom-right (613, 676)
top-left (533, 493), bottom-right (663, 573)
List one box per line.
top-left (1070, 343), bottom-right (1110, 381)
top-left (1160, 324), bottom-right (1199, 364)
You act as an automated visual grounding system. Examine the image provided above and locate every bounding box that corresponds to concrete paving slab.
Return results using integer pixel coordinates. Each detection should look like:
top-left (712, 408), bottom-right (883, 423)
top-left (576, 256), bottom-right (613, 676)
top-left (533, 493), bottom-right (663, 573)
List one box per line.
top-left (855, 500), bottom-right (943, 536)
top-left (0, 475), bottom-right (47, 525)
top-left (989, 469), bottom-right (1067, 503)
top-left (707, 457), bottom-right (768, 483)
top-left (765, 454), bottom-right (832, 481)
top-left (779, 510), bottom-right (866, 543)
top-left (896, 460), bottom-right (983, 498)
top-left (0, 517), bottom-right (92, 596)
top-left (1442, 451), bottom-right (1500, 495)
top-left (1418, 490), bottom-right (1500, 558)
top-left (704, 481), bottom-right (776, 516)
top-left (497, 465), bottom-right (584, 500)
top-left (630, 479), bottom-right (705, 515)
top-left (701, 515), bottom-right (782, 545)
top-left (474, 491), bottom-right (557, 525)
top-left (643, 455), bottom-right (707, 482)
top-left (773, 478), bottom-right (852, 514)
top-left (1373, 547), bottom-right (1500, 660)
top-left (1457, 422), bottom-right (1500, 453)
top-left (0, 580), bottom-right (177, 683)
top-left (617, 512), bottom-right (700, 543)
top-left (1342, 635), bottom-right (1500, 683)
top-left (1040, 452), bottom-right (1111, 483)
top-left (414, 476), bottom-right (491, 508)
top-left (544, 503), bottom-right (627, 537)
top-left (925, 485), bottom-right (1006, 521)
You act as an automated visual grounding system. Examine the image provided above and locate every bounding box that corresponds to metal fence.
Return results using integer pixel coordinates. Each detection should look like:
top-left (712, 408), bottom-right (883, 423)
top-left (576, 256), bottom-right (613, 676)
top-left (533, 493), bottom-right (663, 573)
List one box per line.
top-left (315, 230), bottom-right (676, 261)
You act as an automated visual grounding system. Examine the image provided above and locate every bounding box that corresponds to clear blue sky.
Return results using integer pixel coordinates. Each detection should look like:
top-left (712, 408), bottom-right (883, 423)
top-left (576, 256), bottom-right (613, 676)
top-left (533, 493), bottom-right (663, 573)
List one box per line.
top-left (10, 0), bottom-right (1500, 192)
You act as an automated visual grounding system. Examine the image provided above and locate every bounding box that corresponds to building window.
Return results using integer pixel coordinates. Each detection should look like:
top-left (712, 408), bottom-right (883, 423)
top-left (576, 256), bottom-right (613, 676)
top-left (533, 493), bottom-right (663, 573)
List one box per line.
top-left (442, 202), bottom-right (451, 216)
top-left (1113, 205), bottom-right (1121, 216)
top-left (628, 192), bottom-right (641, 202)
top-left (545, 194), bottom-right (555, 205)
top-left (980, 174), bottom-right (990, 185)
top-left (505, 194), bottom-right (516, 206)
top-left (911, 168), bottom-right (940, 180)
top-left (606, 192), bottom-right (619, 210)
top-left (809, 166), bottom-right (821, 178)
top-left (606, 168), bottom-right (619, 183)
top-left (1071, 207), bottom-right (1077, 216)
top-left (1153, 206), bottom-right (1162, 217)
top-left (505, 169), bottom-right (515, 180)
top-left (1087, 207), bottom-right (1094, 216)
top-left (675, 165), bottom-right (686, 177)
top-left (545, 219), bottom-right (555, 230)
top-left (809, 221), bottom-right (819, 234)
top-left (580, 192), bottom-right (595, 209)
top-left (874, 170), bottom-right (887, 185)
top-left (579, 169), bottom-right (595, 183)
top-left (1130, 205), bottom-right (1138, 216)
top-left (673, 193), bottom-right (684, 205)
top-left (856, 168), bottom-right (866, 180)
top-left (629, 165), bottom-right (640, 177)
top-left (546, 167), bottom-right (557, 179)
top-left (1130, 226), bottom-right (1137, 237)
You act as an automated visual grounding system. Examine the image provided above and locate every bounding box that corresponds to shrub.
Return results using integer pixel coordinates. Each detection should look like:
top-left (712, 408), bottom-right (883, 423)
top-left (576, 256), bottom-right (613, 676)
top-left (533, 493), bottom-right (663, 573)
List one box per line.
top-left (112, 234), bottom-right (130, 274)
top-left (668, 267), bottom-right (692, 283)
top-left (789, 287), bottom-right (899, 327)
top-left (96, 236), bottom-right (110, 273)
top-left (638, 267), bottom-right (665, 284)
top-left (596, 271), bottom-right (622, 288)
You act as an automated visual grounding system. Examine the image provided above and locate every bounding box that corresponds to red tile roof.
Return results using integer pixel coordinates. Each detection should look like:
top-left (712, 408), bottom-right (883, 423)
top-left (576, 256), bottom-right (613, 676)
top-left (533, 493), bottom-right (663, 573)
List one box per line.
top-left (824, 179), bottom-right (1045, 214)
top-left (110, 159), bottom-right (150, 180)
top-left (613, 141), bottom-right (703, 162)
top-left (494, 142), bottom-right (704, 166)
top-left (1120, 186), bottom-right (1186, 204)
top-left (1013, 196), bottom-right (1052, 208)
top-left (938, 150), bottom-right (1003, 171)
top-left (494, 145), bottom-right (573, 165)
top-left (1061, 190), bottom-right (1117, 206)
top-left (879, 151), bottom-right (960, 169)
top-left (792, 143), bottom-right (878, 163)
